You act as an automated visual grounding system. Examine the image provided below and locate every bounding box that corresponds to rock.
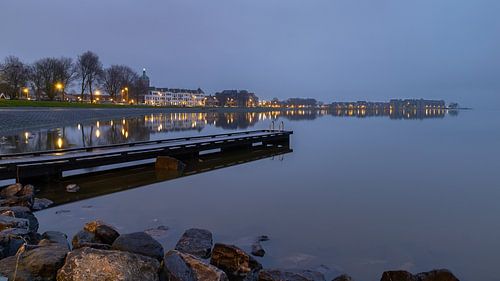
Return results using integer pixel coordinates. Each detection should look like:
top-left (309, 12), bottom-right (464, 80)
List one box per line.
top-left (83, 220), bottom-right (105, 233)
top-left (155, 156), bottom-right (186, 171)
top-left (251, 241), bottom-right (265, 257)
top-left (72, 230), bottom-right (95, 249)
top-left (333, 274), bottom-right (354, 281)
top-left (0, 183), bottom-right (22, 198)
top-left (380, 271), bottom-right (416, 281)
top-left (0, 194), bottom-right (34, 208)
top-left (65, 184), bottom-right (80, 193)
top-left (111, 232), bottom-right (164, 261)
top-left (175, 228), bottom-right (213, 259)
top-left (0, 244), bottom-right (67, 281)
top-left (41, 231), bottom-right (70, 249)
top-left (33, 198), bottom-right (54, 210)
top-left (18, 184), bottom-right (34, 197)
top-left (259, 269), bottom-right (326, 281)
top-left (415, 269), bottom-right (460, 281)
top-left (210, 243), bottom-right (262, 281)
top-left (257, 235), bottom-right (269, 242)
top-left (95, 225), bottom-right (120, 245)
top-left (82, 220), bottom-right (119, 245)
top-left (0, 206), bottom-right (39, 232)
top-left (0, 232), bottom-right (24, 259)
top-left (164, 250), bottom-right (229, 281)
top-left (380, 269), bottom-right (460, 281)
top-left (0, 255), bottom-right (16, 277)
top-left (0, 214), bottom-right (29, 231)
top-left (56, 247), bottom-right (160, 281)
top-left (145, 225), bottom-right (169, 237)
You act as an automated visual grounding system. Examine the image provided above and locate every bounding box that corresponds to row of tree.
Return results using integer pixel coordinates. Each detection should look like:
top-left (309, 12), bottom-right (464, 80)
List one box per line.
top-left (0, 51), bottom-right (147, 102)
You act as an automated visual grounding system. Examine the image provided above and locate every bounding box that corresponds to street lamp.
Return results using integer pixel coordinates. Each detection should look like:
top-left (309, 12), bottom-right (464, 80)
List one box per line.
top-left (55, 83), bottom-right (64, 101)
top-left (22, 88), bottom-right (29, 100)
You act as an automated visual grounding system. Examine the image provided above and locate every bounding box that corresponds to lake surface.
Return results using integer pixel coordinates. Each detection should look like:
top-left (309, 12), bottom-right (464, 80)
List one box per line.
top-left (1, 108), bottom-right (498, 281)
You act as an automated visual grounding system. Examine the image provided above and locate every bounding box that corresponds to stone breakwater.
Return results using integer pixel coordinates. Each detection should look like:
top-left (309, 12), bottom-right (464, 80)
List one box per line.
top-left (0, 183), bottom-right (460, 281)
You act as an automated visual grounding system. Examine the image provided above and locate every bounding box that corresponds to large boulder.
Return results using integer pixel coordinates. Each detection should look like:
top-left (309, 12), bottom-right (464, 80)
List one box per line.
top-left (210, 243), bottom-right (262, 281)
top-left (175, 228), bottom-right (213, 259)
top-left (0, 206), bottom-right (38, 232)
top-left (111, 232), bottom-right (164, 261)
top-left (258, 269), bottom-right (325, 281)
top-left (164, 250), bottom-right (228, 281)
top-left (0, 232), bottom-right (24, 259)
top-left (94, 225), bottom-right (119, 245)
top-left (56, 247), bottom-right (160, 281)
top-left (0, 244), bottom-right (67, 281)
top-left (380, 269), bottom-right (459, 281)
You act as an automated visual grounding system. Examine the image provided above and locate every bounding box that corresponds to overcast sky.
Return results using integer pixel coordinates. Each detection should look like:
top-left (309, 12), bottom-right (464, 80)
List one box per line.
top-left (1, 0), bottom-right (499, 107)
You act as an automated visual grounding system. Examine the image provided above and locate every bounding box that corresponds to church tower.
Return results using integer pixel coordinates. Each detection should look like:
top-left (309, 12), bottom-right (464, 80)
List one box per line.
top-left (140, 68), bottom-right (150, 88)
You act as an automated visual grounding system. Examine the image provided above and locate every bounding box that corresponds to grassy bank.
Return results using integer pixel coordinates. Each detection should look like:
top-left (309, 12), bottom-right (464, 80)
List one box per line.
top-left (0, 100), bottom-right (158, 108)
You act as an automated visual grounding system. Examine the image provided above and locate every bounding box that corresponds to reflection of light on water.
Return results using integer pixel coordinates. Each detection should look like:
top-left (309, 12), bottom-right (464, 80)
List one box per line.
top-left (125, 131), bottom-right (129, 138)
top-left (57, 138), bottom-right (63, 149)
top-left (110, 120), bottom-right (114, 126)
top-left (96, 121), bottom-right (100, 128)
top-left (95, 129), bottom-right (101, 138)
top-left (77, 124), bottom-right (81, 130)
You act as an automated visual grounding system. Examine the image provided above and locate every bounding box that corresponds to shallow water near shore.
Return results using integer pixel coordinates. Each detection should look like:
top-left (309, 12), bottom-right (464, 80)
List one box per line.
top-left (2, 109), bottom-right (499, 281)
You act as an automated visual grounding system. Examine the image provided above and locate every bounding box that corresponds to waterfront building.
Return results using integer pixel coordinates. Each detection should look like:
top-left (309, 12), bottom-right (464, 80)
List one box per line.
top-left (144, 87), bottom-right (205, 107)
top-left (204, 95), bottom-right (219, 107)
top-left (215, 90), bottom-right (258, 107)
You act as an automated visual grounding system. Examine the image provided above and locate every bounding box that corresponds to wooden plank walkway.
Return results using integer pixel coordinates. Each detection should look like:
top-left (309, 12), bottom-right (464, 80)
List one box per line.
top-left (0, 130), bottom-right (292, 182)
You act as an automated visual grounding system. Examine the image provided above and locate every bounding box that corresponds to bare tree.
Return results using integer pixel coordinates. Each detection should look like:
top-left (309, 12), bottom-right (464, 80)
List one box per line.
top-left (101, 65), bottom-right (124, 101)
top-left (130, 76), bottom-right (148, 103)
top-left (75, 51), bottom-right (102, 102)
top-left (0, 56), bottom-right (29, 99)
top-left (53, 57), bottom-right (76, 101)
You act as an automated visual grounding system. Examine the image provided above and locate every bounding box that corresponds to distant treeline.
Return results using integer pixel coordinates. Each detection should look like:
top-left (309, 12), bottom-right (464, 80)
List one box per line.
top-left (0, 52), bottom-right (147, 102)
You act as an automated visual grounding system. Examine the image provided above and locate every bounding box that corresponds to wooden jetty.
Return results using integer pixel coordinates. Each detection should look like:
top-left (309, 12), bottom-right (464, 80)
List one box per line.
top-left (0, 130), bottom-right (292, 183)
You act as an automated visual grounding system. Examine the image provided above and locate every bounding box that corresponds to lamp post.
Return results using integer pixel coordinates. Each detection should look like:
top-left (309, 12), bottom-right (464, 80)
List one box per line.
top-left (22, 88), bottom-right (29, 100)
top-left (55, 83), bottom-right (64, 101)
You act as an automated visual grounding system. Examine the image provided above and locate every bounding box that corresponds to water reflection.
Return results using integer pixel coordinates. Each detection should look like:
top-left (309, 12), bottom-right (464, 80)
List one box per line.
top-left (0, 109), bottom-right (452, 154)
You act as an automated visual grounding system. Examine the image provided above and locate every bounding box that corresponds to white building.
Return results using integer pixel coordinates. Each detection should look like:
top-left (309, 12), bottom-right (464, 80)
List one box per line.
top-left (145, 87), bottom-right (205, 107)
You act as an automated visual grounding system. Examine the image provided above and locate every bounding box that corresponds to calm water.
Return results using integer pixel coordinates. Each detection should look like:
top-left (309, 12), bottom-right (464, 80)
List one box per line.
top-left (1, 109), bottom-right (498, 281)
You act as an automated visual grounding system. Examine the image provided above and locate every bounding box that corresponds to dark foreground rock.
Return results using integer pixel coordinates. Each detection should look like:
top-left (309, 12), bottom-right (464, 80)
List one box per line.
top-left (380, 269), bottom-right (459, 281)
top-left (251, 241), bottom-right (265, 257)
top-left (57, 247), bottom-right (160, 281)
top-left (164, 250), bottom-right (228, 281)
top-left (0, 183), bottom-right (22, 198)
top-left (40, 231), bottom-right (70, 250)
top-left (0, 232), bottom-right (24, 259)
top-left (111, 231), bottom-right (164, 261)
top-left (175, 228), bottom-right (213, 259)
top-left (0, 244), bottom-right (67, 280)
top-left (211, 243), bottom-right (262, 281)
top-left (258, 269), bottom-right (326, 281)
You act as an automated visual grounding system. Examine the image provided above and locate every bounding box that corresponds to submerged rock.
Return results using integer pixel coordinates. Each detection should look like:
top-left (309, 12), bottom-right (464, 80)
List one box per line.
top-left (251, 241), bottom-right (265, 257)
top-left (57, 247), bottom-right (160, 281)
top-left (111, 232), bottom-right (164, 261)
top-left (210, 243), bottom-right (262, 281)
top-left (155, 156), bottom-right (186, 171)
top-left (164, 250), bottom-right (228, 281)
top-left (258, 269), bottom-right (326, 281)
top-left (33, 198), bottom-right (54, 211)
top-left (175, 228), bottom-right (213, 259)
top-left (145, 225), bottom-right (169, 237)
top-left (65, 184), bottom-right (80, 193)
top-left (332, 274), bottom-right (354, 281)
top-left (380, 269), bottom-right (459, 281)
